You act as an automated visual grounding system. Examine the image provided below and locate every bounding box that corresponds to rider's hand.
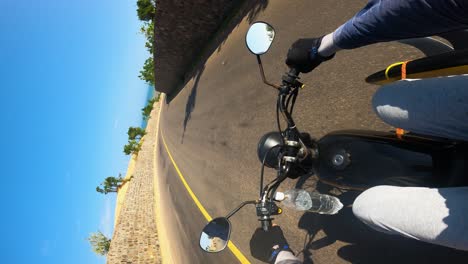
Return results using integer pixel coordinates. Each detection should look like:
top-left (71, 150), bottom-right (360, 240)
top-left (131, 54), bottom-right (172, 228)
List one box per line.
top-left (285, 37), bottom-right (335, 73)
top-left (250, 226), bottom-right (293, 263)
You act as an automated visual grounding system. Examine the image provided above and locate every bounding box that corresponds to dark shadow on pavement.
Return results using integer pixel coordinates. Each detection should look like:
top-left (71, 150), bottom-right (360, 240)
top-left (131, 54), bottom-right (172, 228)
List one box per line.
top-left (294, 174), bottom-right (468, 264)
top-left (166, 0), bottom-right (269, 102)
top-left (181, 66), bottom-right (204, 143)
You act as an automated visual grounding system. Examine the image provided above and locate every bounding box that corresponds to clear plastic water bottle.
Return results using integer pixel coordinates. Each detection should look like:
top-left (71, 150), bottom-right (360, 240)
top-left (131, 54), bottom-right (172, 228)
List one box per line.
top-left (275, 189), bottom-right (343, 215)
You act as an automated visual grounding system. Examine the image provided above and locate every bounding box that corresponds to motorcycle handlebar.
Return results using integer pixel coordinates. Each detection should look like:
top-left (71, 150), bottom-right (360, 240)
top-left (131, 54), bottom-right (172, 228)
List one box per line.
top-left (281, 68), bottom-right (302, 90)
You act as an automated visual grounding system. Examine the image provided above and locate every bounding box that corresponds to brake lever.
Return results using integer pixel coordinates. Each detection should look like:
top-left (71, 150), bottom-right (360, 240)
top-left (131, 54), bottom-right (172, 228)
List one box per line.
top-left (282, 68), bottom-right (302, 89)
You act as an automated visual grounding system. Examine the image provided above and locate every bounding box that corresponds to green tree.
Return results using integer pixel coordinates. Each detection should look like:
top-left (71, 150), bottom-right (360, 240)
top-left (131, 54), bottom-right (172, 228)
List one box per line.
top-left (140, 21), bottom-right (154, 54)
top-left (123, 140), bottom-right (142, 155)
top-left (127, 127), bottom-right (146, 140)
top-left (142, 102), bottom-right (153, 121)
top-left (87, 231), bottom-right (111, 256)
top-left (96, 174), bottom-right (130, 194)
top-left (139, 57), bottom-right (154, 86)
top-left (266, 24), bottom-right (274, 41)
top-left (141, 95), bottom-right (160, 121)
top-left (137, 0), bottom-right (155, 21)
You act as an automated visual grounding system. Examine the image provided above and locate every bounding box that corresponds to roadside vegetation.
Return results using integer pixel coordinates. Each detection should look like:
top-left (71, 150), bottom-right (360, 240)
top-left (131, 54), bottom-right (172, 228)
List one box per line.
top-left (87, 231), bottom-right (111, 255)
top-left (137, 0), bottom-right (156, 86)
top-left (142, 93), bottom-right (161, 121)
top-left (123, 126), bottom-right (146, 155)
top-left (96, 174), bottom-right (133, 195)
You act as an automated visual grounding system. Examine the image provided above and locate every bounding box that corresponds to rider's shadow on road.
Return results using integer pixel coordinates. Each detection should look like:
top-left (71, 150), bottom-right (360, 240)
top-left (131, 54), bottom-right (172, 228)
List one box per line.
top-left (182, 66), bottom-right (204, 143)
top-left (295, 178), bottom-right (468, 264)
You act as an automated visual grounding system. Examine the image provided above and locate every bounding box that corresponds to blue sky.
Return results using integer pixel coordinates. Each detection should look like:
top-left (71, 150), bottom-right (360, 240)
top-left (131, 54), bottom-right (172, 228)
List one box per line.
top-left (0, 0), bottom-right (150, 263)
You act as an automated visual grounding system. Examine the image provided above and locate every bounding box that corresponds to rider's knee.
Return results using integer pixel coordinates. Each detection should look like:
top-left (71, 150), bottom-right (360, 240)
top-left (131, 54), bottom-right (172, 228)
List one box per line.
top-left (353, 185), bottom-right (395, 233)
top-left (372, 83), bottom-right (410, 129)
top-left (353, 186), bottom-right (380, 221)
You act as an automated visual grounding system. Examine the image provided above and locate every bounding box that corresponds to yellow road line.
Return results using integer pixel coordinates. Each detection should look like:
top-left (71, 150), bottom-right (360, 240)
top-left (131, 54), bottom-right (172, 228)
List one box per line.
top-left (160, 130), bottom-right (251, 264)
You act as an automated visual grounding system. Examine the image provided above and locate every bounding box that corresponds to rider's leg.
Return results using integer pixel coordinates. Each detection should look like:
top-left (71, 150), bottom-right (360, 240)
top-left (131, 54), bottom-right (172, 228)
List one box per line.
top-left (371, 75), bottom-right (468, 141)
top-left (353, 185), bottom-right (468, 250)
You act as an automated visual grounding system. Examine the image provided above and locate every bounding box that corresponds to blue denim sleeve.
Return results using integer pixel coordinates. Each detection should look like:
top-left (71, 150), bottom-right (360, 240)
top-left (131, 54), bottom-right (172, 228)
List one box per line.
top-left (333, 0), bottom-right (468, 49)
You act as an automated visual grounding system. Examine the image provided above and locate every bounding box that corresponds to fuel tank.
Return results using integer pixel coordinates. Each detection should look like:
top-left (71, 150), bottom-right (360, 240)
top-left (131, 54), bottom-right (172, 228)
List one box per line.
top-left (316, 130), bottom-right (457, 189)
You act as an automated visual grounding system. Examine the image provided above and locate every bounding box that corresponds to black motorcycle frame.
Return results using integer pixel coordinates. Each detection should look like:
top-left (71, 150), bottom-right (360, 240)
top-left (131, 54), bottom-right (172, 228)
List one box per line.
top-left (257, 67), bottom-right (468, 195)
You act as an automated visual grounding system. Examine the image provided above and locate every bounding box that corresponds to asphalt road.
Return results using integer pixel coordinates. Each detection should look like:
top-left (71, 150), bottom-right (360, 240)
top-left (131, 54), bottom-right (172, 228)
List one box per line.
top-left (155, 128), bottom-right (240, 263)
top-left (155, 0), bottom-right (468, 263)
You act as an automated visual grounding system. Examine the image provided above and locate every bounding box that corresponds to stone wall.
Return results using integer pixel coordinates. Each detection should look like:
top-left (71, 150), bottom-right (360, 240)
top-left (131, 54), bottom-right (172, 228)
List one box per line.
top-left (106, 103), bottom-right (162, 264)
top-left (153, 0), bottom-right (270, 95)
top-left (153, 0), bottom-right (238, 94)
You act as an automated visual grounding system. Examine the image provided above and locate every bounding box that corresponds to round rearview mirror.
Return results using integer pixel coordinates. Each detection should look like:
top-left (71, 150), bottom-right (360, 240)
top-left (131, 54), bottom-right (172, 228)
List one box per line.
top-left (245, 22), bottom-right (275, 55)
top-left (199, 217), bottom-right (231, 253)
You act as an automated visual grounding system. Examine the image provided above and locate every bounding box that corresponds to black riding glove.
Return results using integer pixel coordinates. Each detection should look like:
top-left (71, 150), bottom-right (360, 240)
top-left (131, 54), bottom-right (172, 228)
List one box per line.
top-left (250, 226), bottom-right (293, 263)
top-left (285, 37), bottom-right (335, 73)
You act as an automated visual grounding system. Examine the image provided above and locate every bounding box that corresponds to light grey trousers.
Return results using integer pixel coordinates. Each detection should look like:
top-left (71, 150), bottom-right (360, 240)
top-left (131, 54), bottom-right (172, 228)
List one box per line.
top-left (353, 75), bottom-right (468, 250)
top-left (372, 75), bottom-right (468, 142)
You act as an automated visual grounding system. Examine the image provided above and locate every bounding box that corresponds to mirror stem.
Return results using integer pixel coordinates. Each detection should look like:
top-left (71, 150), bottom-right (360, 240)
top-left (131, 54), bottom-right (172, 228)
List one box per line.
top-left (225, 200), bottom-right (257, 219)
top-left (256, 55), bottom-right (280, 89)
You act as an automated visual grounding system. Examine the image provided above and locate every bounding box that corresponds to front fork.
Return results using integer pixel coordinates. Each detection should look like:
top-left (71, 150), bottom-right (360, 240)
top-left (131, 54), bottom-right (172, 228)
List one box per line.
top-left (282, 128), bottom-right (317, 178)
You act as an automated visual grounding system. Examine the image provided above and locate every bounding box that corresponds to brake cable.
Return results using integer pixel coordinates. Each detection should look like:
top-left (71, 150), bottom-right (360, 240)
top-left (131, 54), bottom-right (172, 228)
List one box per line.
top-left (259, 144), bottom-right (282, 197)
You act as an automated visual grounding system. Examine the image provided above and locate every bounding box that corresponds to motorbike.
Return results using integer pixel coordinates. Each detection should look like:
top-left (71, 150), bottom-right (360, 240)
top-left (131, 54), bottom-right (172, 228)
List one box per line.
top-left (199, 22), bottom-right (468, 253)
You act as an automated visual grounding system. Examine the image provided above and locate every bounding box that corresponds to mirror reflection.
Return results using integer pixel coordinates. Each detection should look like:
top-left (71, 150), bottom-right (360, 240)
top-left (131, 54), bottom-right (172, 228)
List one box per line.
top-left (199, 217), bottom-right (231, 253)
top-left (246, 22), bottom-right (275, 55)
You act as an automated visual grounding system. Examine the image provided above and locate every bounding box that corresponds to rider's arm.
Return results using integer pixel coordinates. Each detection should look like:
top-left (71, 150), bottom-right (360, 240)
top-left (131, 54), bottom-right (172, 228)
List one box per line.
top-left (331, 0), bottom-right (468, 50)
top-left (287, 0), bottom-right (468, 72)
